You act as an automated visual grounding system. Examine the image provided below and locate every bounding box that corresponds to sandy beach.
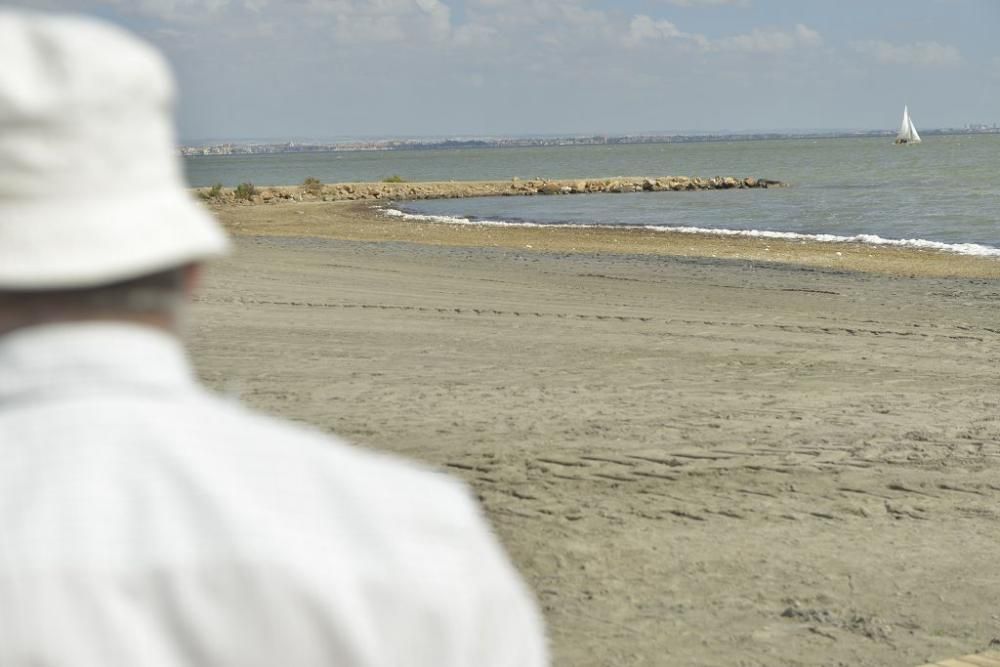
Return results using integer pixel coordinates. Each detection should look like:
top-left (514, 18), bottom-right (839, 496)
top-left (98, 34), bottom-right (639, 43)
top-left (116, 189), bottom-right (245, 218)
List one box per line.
top-left (189, 197), bottom-right (1000, 666)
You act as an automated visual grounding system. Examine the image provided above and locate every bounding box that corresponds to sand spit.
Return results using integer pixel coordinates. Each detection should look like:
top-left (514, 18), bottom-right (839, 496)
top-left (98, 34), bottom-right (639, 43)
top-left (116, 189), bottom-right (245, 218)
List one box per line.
top-left (196, 175), bottom-right (784, 204)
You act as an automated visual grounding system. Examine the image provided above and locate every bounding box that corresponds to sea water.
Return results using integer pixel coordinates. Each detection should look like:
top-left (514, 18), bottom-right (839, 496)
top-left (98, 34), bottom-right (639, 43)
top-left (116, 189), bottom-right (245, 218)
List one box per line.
top-left (183, 134), bottom-right (1000, 254)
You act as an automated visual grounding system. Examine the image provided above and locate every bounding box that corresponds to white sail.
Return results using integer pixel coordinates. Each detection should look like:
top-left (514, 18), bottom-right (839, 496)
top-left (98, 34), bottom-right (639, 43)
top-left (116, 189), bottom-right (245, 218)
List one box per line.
top-left (898, 106), bottom-right (910, 138)
top-left (906, 111), bottom-right (921, 143)
top-left (895, 105), bottom-right (921, 144)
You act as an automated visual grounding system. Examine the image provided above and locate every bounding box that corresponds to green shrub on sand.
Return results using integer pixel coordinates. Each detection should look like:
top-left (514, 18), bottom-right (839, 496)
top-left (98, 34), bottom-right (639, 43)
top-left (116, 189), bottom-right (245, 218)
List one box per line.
top-left (199, 183), bottom-right (224, 200)
top-left (303, 176), bottom-right (323, 194)
top-left (234, 182), bottom-right (257, 200)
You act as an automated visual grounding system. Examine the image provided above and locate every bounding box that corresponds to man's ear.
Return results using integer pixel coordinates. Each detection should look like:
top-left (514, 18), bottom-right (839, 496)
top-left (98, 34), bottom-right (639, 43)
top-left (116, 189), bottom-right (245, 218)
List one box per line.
top-left (182, 263), bottom-right (202, 298)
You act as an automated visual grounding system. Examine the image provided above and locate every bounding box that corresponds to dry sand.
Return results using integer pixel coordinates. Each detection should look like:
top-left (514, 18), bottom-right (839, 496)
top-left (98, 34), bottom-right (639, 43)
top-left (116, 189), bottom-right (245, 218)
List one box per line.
top-left (189, 198), bottom-right (1000, 666)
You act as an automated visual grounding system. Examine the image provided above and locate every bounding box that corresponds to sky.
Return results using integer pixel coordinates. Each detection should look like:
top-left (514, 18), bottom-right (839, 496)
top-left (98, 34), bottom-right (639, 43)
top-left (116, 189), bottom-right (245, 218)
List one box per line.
top-left (13, 0), bottom-right (1000, 141)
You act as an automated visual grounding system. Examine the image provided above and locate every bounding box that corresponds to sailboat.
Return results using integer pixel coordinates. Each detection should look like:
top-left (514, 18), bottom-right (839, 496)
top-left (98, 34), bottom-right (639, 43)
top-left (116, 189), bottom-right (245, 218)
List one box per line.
top-left (894, 105), bottom-right (921, 145)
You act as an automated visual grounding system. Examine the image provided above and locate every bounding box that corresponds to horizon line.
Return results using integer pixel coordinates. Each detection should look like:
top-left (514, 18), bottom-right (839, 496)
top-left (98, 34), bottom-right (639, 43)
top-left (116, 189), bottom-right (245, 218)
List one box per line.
top-left (178, 126), bottom-right (999, 147)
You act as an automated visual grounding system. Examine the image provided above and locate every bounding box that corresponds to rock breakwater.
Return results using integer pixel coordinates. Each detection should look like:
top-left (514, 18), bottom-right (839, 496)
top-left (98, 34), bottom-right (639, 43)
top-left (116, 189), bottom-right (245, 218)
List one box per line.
top-left (198, 176), bottom-right (785, 206)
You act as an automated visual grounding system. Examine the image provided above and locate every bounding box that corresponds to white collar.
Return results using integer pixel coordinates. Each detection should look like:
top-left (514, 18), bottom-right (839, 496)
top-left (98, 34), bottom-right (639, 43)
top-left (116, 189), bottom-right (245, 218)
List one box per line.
top-left (0, 321), bottom-right (195, 403)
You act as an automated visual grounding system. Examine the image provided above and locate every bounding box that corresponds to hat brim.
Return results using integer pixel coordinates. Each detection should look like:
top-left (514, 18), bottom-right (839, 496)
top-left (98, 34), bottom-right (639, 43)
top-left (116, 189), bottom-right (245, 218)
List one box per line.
top-left (0, 190), bottom-right (229, 290)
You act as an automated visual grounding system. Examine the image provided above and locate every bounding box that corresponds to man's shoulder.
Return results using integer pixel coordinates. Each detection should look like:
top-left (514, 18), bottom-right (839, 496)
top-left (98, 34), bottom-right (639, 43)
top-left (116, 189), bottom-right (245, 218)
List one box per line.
top-left (188, 391), bottom-right (483, 531)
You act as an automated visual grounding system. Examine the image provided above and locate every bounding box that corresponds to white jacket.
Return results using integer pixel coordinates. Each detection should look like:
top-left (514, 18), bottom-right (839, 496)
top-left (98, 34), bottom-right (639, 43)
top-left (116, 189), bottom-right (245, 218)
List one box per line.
top-left (0, 322), bottom-right (547, 666)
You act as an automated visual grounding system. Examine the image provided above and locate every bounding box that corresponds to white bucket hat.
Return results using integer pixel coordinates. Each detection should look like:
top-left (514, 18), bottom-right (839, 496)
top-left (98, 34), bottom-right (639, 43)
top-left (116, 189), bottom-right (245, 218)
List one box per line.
top-left (0, 9), bottom-right (228, 290)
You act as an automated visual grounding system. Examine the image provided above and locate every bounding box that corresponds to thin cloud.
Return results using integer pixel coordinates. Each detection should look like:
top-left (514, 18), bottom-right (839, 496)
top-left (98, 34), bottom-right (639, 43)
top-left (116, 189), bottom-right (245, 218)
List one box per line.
top-left (626, 16), bottom-right (821, 55)
top-left (110, 0), bottom-right (236, 21)
top-left (716, 23), bottom-right (822, 53)
top-left (661, 0), bottom-right (750, 7)
top-left (851, 40), bottom-right (961, 66)
top-left (624, 15), bottom-right (708, 49)
top-left (453, 22), bottom-right (498, 46)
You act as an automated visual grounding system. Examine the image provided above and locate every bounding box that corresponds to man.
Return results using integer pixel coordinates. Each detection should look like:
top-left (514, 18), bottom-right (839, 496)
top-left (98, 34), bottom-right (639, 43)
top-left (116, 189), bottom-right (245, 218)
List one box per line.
top-left (0, 9), bottom-right (547, 666)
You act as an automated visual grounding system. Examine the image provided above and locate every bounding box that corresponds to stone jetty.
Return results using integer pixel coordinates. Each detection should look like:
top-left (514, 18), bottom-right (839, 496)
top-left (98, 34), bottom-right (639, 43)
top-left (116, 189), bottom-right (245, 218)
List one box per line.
top-left (197, 176), bottom-right (785, 205)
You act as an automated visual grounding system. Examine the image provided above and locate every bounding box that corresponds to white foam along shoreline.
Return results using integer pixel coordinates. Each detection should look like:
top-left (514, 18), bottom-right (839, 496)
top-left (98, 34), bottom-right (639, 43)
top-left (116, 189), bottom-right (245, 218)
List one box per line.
top-left (380, 207), bottom-right (1000, 258)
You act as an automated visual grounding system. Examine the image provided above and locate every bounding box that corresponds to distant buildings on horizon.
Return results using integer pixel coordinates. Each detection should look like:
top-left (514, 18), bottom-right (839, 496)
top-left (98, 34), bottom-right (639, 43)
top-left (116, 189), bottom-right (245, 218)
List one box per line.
top-left (178, 125), bottom-right (1000, 157)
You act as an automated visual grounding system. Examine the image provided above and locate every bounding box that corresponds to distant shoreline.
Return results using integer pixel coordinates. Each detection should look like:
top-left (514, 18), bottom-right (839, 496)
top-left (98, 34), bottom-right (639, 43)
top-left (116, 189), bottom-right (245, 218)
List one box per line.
top-left (179, 127), bottom-right (1000, 157)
